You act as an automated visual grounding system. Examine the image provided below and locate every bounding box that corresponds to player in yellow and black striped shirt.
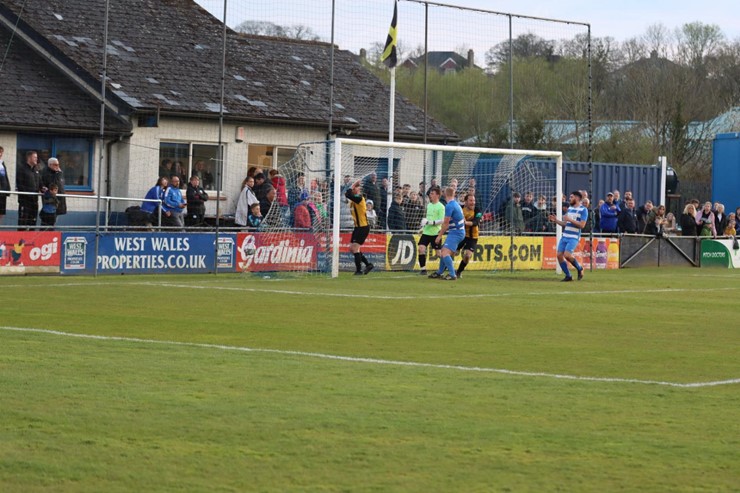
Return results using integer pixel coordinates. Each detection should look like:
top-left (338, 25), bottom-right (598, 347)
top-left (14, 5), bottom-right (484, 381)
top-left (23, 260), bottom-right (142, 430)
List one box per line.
top-left (344, 179), bottom-right (374, 275)
top-left (456, 193), bottom-right (482, 278)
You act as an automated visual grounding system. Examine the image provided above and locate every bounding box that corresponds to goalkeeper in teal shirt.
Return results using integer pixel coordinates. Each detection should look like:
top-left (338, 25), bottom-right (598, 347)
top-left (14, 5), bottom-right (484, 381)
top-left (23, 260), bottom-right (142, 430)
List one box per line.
top-left (417, 185), bottom-right (445, 275)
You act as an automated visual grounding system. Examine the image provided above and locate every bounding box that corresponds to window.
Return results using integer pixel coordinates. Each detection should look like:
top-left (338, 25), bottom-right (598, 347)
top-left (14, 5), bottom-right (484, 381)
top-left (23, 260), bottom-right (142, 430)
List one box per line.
top-left (247, 145), bottom-right (296, 170)
top-left (17, 134), bottom-right (93, 190)
top-left (159, 142), bottom-right (223, 190)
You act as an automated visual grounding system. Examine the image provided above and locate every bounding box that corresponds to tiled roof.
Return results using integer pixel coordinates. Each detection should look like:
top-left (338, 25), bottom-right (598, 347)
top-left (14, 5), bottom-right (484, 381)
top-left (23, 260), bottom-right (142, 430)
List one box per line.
top-left (0, 20), bottom-right (131, 133)
top-left (0, 0), bottom-right (456, 141)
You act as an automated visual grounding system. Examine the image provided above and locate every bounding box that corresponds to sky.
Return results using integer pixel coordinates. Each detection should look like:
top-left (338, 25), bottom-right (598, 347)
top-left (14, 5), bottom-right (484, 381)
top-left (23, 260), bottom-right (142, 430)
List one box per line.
top-left (195, 0), bottom-right (740, 59)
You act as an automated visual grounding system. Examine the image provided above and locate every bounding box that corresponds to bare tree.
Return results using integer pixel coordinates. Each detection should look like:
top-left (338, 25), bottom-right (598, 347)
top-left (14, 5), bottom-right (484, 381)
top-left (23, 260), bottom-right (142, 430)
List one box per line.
top-left (234, 20), bottom-right (321, 41)
top-left (674, 22), bottom-right (725, 71)
top-left (641, 23), bottom-right (673, 59)
top-left (621, 37), bottom-right (646, 66)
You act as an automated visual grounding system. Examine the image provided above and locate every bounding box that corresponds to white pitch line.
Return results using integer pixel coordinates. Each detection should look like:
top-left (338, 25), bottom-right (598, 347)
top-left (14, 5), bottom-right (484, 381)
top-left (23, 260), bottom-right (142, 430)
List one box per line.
top-left (4, 280), bottom-right (740, 300)
top-left (1, 326), bottom-right (738, 389)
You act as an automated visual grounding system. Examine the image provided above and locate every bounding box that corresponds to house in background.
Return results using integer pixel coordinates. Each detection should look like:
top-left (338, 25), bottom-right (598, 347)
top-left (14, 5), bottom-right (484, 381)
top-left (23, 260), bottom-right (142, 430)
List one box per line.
top-left (0, 0), bottom-right (455, 223)
top-left (402, 50), bottom-right (482, 74)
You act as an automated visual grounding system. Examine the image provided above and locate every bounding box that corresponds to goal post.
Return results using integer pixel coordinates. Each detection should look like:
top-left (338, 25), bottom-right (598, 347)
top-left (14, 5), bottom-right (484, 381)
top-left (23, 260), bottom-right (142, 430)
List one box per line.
top-left (264, 138), bottom-right (563, 278)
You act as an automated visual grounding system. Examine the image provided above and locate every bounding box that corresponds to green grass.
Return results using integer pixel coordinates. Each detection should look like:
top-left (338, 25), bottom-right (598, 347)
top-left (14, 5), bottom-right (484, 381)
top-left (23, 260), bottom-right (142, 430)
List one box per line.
top-left (1, 268), bottom-right (739, 492)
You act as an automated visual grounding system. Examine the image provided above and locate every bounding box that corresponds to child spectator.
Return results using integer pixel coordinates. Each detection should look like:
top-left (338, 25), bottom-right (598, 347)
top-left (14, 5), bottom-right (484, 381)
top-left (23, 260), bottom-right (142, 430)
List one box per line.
top-left (247, 202), bottom-right (262, 230)
top-left (40, 183), bottom-right (59, 229)
top-left (724, 215), bottom-right (736, 237)
top-left (366, 199), bottom-right (378, 229)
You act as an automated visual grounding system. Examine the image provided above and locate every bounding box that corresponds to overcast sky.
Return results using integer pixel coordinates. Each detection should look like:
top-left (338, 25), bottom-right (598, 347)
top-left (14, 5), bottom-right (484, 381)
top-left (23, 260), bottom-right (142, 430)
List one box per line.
top-left (196, 0), bottom-right (740, 57)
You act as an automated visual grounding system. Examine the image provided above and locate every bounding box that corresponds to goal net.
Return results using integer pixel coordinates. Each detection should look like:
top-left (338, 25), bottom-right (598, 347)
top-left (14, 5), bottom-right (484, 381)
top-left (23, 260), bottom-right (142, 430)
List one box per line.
top-left (252, 139), bottom-right (563, 277)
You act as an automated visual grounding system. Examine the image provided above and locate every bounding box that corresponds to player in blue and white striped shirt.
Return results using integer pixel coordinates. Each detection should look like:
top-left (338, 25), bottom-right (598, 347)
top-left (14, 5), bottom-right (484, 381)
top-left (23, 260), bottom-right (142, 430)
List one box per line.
top-left (549, 191), bottom-right (588, 282)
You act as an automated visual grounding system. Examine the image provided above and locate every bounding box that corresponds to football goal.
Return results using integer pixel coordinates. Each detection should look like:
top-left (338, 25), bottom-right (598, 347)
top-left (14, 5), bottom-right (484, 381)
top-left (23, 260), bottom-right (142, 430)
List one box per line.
top-left (259, 139), bottom-right (563, 277)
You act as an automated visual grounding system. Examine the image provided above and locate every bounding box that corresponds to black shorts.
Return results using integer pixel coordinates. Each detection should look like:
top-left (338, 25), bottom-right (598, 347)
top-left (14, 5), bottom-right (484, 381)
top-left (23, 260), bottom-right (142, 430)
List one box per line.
top-left (457, 237), bottom-right (478, 253)
top-left (351, 225), bottom-right (370, 245)
top-left (418, 234), bottom-right (439, 248)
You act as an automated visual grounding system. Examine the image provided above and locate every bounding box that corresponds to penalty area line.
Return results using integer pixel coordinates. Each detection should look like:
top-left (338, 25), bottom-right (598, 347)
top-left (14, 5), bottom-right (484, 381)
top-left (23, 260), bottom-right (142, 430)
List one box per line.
top-left (1, 326), bottom-right (738, 389)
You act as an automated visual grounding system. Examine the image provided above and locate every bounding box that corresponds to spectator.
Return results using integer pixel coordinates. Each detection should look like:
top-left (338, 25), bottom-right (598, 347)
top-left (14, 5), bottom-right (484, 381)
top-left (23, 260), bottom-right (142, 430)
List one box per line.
top-left (724, 214), bottom-right (736, 236)
top-left (612, 190), bottom-right (622, 209)
top-left (426, 178), bottom-right (439, 198)
top-left (714, 203), bottom-right (728, 235)
top-left (362, 172), bottom-right (380, 208)
top-left (287, 173), bottom-right (306, 211)
top-left (404, 192), bottom-right (424, 231)
top-left (617, 197), bottom-right (638, 233)
top-left (141, 177), bottom-right (168, 227)
top-left (41, 157), bottom-right (67, 219)
top-left (592, 199), bottom-right (604, 233)
top-left (293, 191), bottom-right (312, 229)
top-left (158, 158), bottom-right (173, 179)
top-left (247, 203), bottom-right (262, 230)
top-left (637, 200), bottom-right (653, 234)
top-left (527, 194), bottom-right (550, 233)
top-left (663, 212), bottom-right (677, 235)
top-left (162, 175), bottom-right (186, 229)
top-left (185, 175), bottom-right (209, 227)
top-left (581, 197), bottom-right (592, 234)
top-left (252, 173), bottom-right (269, 202)
top-left (696, 201), bottom-right (717, 237)
top-left (504, 192), bottom-right (524, 233)
top-left (417, 181), bottom-right (428, 207)
top-left (0, 146), bottom-right (10, 224)
top-left (387, 191), bottom-right (406, 231)
top-left (521, 191), bottom-right (535, 231)
top-left (378, 176), bottom-right (390, 229)
top-left (16, 150), bottom-right (42, 230)
top-left (599, 192), bottom-right (620, 233)
top-left (235, 176), bottom-right (258, 228)
top-left (173, 161), bottom-right (187, 188)
top-left (366, 199), bottom-right (378, 229)
top-left (193, 160), bottom-right (214, 190)
top-left (646, 204), bottom-right (667, 236)
top-left (259, 185), bottom-right (276, 218)
top-left (269, 169), bottom-right (288, 207)
top-left (679, 203), bottom-right (698, 236)
top-left (39, 183), bottom-right (59, 229)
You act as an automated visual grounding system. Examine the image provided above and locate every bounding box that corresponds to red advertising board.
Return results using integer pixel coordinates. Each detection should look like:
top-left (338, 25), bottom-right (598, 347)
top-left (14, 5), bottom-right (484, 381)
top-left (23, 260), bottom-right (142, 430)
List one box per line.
top-left (339, 233), bottom-right (386, 254)
top-left (0, 231), bottom-right (62, 274)
top-left (236, 232), bottom-right (319, 272)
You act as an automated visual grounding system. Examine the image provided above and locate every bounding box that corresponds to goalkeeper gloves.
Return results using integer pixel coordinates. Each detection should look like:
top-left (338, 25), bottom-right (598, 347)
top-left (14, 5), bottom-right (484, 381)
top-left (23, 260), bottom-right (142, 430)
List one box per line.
top-left (420, 218), bottom-right (428, 227)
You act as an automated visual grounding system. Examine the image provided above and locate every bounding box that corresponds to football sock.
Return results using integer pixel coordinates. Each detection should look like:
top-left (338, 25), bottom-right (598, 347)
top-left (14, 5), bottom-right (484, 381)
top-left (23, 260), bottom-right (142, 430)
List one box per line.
top-left (360, 253), bottom-right (369, 266)
top-left (443, 256), bottom-right (455, 276)
top-left (569, 258), bottom-right (582, 272)
top-left (354, 252), bottom-right (362, 272)
top-left (419, 254), bottom-right (426, 268)
top-left (559, 260), bottom-right (571, 278)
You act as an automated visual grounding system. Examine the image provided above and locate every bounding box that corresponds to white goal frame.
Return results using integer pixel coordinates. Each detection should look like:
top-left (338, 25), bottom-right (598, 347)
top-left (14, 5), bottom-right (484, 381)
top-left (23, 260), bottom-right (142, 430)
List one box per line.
top-left (330, 138), bottom-right (563, 278)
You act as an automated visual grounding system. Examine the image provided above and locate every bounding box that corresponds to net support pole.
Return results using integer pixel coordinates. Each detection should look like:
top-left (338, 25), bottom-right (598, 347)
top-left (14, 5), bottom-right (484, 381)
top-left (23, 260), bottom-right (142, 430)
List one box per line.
top-left (331, 139), bottom-right (343, 278)
top-left (555, 153), bottom-right (563, 274)
top-left (658, 156), bottom-right (667, 206)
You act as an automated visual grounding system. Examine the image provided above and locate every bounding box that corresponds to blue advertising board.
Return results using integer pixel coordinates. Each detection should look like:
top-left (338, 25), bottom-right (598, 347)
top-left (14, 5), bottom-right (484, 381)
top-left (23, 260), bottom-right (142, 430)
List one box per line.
top-left (60, 232), bottom-right (236, 275)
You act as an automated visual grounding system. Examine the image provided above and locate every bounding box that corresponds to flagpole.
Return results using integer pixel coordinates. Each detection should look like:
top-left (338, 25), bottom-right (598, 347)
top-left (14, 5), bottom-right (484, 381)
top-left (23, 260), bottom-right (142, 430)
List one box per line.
top-left (382, 0), bottom-right (398, 226)
top-left (387, 66), bottom-right (395, 223)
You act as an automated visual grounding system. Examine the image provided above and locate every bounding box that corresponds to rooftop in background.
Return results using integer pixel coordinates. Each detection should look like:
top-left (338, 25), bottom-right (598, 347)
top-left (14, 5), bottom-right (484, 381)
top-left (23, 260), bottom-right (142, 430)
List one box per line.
top-left (0, 0), bottom-right (456, 141)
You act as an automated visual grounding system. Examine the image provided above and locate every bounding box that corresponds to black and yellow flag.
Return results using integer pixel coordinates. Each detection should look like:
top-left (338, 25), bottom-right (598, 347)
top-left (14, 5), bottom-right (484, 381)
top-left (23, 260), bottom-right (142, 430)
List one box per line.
top-left (381, 0), bottom-right (398, 68)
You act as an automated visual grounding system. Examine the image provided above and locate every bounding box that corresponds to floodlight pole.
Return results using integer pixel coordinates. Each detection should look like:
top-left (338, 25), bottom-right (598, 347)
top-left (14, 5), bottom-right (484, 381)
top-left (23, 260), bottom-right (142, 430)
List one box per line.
top-left (93, 0), bottom-right (111, 278)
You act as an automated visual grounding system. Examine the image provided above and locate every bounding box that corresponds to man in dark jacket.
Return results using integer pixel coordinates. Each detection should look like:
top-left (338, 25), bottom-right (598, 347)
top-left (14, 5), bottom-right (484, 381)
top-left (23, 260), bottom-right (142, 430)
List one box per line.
top-left (0, 146), bottom-right (10, 224)
top-left (16, 150), bottom-right (42, 229)
top-left (185, 175), bottom-right (209, 227)
top-left (41, 157), bottom-right (67, 217)
top-left (386, 191), bottom-right (406, 231)
top-left (617, 197), bottom-right (638, 233)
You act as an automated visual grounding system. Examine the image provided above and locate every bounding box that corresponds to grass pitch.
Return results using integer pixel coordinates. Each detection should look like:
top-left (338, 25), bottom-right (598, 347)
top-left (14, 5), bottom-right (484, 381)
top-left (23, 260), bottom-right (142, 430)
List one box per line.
top-left (1, 268), bottom-right (739, 492)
